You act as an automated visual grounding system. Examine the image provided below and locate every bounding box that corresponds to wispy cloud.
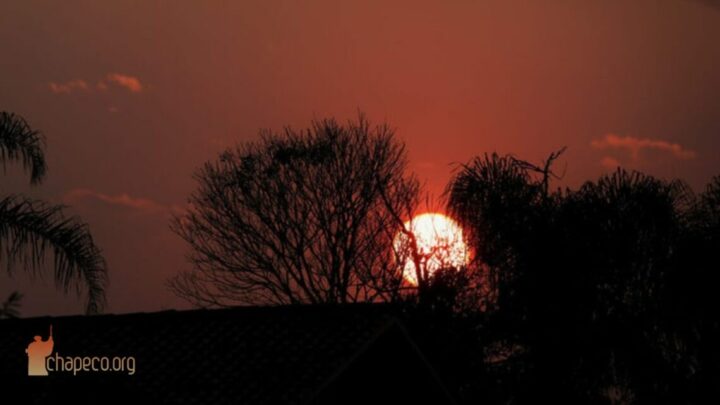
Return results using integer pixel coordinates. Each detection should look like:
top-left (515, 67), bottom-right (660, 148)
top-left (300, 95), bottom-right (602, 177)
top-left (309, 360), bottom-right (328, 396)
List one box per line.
top-left (591, 134), bottom-right (696, 160)
top-left (48, 73), bottom-right (143, 95)
top-left (106, 73), bottom-right (143, 93)
top-left (63, 188), bottom-right (182, 216)
top-left (599, 156), bottom-right (621, 170)
top-left (48, 79), bottom-right (90, 94)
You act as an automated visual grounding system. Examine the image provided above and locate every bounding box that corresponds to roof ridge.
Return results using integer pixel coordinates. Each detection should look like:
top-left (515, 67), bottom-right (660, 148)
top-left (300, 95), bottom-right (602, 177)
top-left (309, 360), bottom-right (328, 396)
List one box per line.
top-left (0, 302), bottom-right (400, 323)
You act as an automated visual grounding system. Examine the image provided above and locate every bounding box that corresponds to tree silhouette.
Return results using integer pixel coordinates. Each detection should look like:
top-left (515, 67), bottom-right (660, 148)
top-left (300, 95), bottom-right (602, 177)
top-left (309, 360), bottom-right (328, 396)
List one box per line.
top-left (170, 125), bottom-right (719, 403)
top-left (548, 170), bottom-right (691, 403)
top-left (447, 152), bottom-right (553, 315)
top-left (447, 151), bottom-right (712, 403)
top-left (171, 115), bottom-right (419, 306)
top-left (661, 175), bottom-right (720, 403)
top-left (0, 290), bottom-right (22, 318)
top-left (0, 112), bottom-right (107, 315)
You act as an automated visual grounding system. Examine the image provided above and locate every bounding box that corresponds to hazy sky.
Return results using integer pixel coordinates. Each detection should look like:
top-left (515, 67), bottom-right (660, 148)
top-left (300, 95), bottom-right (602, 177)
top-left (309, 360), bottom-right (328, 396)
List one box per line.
top-left (1, 0), bottom-right (719, 316)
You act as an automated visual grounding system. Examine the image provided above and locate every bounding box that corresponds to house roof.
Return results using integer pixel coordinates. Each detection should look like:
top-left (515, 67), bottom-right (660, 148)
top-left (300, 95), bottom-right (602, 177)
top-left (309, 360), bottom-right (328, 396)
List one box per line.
top-left (0, 304), bottom-right (451, 404)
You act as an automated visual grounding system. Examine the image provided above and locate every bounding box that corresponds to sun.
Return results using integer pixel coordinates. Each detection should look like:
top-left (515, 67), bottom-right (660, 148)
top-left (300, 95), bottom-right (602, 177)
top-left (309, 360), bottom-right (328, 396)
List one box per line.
top-left (394, 212), bottom-right (469, 285)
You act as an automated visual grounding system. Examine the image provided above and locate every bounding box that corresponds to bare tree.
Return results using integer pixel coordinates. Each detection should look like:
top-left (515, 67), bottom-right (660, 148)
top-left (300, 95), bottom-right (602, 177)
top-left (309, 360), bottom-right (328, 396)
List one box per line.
top-left (170, 115), bottom-right (419, 306)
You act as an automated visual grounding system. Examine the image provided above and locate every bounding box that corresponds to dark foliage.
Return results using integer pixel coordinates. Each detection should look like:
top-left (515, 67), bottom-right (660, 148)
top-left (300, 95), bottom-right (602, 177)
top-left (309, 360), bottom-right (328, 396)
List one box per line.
top-left (0, 112), bottom-right (47, 184)
top-left (0, 290), bottom-right (22, 318)
top-left (447, 152), bottom-right (719, 404)
top-left (0, 196), bottom-right (107, 314)
top-left (0, 111), bottom-right (107, 315)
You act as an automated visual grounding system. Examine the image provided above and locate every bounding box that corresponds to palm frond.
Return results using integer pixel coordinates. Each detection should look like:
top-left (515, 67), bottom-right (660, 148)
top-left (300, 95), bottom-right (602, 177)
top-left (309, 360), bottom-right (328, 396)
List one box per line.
top-left (0, 291), bottom-right (23, 318)
top-left (0, 111), bottom-right (47, 184)
top-left (0, 196), bottom-right (107, 314)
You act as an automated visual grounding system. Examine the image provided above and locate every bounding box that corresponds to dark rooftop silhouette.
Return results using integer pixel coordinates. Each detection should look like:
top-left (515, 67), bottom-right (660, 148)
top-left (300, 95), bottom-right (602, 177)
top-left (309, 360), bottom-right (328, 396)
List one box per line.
top-left (0, 304), bottom-right (454, 404)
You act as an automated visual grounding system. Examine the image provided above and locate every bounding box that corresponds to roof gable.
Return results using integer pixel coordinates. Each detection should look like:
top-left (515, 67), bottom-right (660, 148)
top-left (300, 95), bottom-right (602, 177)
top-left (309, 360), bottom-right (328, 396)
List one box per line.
top-left (0, 304), bottom-right (452, 404)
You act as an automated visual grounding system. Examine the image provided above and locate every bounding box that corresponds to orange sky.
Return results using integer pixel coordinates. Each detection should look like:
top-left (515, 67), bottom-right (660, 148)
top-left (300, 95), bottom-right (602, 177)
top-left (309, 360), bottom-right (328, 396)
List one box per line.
top-left (1, 0), bottom-right (719, 316)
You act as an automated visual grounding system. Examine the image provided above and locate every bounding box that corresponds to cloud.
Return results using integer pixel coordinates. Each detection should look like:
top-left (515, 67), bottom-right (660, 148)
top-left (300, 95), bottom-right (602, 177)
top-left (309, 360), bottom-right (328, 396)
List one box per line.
top-left (48, 73), bottom-right (143, 95)
top-left (63, 188), bottom-right (182, 216)
top-left (106, 73), bottom-right (143, 93)
top-left (48, 79), bottom-right (90, 94)
top-left (600, 156), bottom-right (621, 170)
top-left (591, 134), bottom-right (696, 160)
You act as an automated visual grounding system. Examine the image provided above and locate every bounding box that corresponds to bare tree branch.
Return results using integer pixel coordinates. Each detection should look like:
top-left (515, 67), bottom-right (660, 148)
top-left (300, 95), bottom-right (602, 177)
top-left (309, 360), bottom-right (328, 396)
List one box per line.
top-left (170, 114), bottom-right (419, 306)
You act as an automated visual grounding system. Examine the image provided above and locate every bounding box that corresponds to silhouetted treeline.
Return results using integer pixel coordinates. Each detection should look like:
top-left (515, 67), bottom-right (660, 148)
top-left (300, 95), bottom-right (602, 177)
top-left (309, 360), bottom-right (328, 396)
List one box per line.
top-left (432, 152), bottom-right (720, 404)
top-left (174, 114), bottom-right (718, 404)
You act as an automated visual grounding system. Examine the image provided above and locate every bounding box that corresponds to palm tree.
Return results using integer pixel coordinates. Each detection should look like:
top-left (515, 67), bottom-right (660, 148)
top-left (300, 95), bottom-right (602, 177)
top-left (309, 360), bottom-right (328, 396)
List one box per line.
top-left (0, 111), bottom-right (107, 315)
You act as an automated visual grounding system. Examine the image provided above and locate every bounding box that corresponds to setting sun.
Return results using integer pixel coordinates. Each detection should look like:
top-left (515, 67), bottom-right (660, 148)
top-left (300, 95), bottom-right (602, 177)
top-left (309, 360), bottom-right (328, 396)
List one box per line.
top-left (395, 213), bottom-right (469, 285)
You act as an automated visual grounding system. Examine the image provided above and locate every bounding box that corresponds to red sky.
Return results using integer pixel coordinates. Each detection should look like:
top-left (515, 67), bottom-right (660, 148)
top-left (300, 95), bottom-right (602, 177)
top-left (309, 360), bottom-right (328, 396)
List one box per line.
top-left (1, 1), bottom-right (719, 316)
